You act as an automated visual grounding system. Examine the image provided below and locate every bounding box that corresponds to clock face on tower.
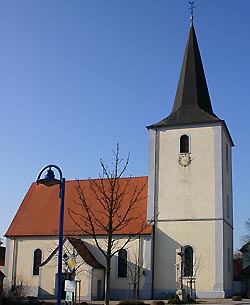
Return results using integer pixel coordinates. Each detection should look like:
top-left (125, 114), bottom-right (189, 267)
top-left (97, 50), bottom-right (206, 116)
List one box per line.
top-left (178, 153), bottom-right (192, 167)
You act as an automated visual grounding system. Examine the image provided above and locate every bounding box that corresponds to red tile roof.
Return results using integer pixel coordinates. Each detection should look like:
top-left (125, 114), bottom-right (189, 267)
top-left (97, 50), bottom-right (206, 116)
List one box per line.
top-left (5, 176), bottom-right (152, 237)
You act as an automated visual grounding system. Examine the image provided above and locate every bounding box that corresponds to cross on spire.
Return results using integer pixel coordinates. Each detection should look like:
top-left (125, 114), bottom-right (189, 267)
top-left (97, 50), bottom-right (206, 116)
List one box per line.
top-left (189, 1), bottom-right (196, 23)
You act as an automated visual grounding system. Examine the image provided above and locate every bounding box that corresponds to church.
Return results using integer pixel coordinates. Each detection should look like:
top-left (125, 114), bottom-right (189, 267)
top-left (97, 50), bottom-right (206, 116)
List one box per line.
top-left (4, 18), bottom-right (234, 300)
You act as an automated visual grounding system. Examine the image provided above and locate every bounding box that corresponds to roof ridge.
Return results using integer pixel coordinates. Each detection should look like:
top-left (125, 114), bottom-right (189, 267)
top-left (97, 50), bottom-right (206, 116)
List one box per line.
top-left (60, 176), bottom-right (148, 183)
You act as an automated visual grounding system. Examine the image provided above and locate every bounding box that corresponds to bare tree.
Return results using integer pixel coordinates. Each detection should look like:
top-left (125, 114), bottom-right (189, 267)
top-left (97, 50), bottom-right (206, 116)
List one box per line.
top-left (68, 144), bottom-right (154, 305)
top-left (185, 255), bottom-right (201, 301)
top-left (176, 248), bottom-right (201, 301)
top-left (4, 277), bottom-right (31, 299)
top-left (43, 239), bottom-right (89, 277)
top-left (128, 246), bottom-right (146, 300)
top-left (242, 219), bottom-right (250, 244)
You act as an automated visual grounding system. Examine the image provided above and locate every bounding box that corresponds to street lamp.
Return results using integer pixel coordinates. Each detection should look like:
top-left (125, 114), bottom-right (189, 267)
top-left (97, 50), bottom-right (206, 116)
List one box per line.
top-left (36, 165), bottom-right (65, 305)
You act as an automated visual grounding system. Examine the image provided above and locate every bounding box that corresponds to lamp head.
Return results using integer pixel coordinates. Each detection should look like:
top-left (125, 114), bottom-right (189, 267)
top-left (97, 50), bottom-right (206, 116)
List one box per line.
top-left (37, 167), bottom-right (61, 187)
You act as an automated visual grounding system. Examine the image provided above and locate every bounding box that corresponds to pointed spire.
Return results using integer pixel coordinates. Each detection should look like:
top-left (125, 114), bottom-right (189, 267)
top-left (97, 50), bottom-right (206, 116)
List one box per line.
top-left (172, 23), bottom-right (217, 116)
top-left (148, 23), bottom-right (220, 129)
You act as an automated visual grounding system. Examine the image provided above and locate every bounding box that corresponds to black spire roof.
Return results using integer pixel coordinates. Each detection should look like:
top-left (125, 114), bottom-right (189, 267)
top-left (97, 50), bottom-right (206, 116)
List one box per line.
top-left (148, 23), bottom-right (221, 129)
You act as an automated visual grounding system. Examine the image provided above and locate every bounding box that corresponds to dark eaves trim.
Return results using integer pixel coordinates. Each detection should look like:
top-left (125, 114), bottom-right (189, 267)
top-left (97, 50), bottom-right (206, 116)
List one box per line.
top-left (147, 119), bottom-right (234, 147)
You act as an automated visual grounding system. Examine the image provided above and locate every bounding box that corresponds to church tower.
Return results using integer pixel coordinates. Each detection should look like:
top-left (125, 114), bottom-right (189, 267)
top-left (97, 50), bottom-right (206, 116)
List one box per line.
top-left (147, 20), bottom-right (234, 298)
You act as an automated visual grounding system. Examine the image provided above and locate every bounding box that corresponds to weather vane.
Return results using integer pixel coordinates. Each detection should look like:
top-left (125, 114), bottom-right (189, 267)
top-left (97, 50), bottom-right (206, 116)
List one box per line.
top-left (189, 1), bottom-right (196, 23)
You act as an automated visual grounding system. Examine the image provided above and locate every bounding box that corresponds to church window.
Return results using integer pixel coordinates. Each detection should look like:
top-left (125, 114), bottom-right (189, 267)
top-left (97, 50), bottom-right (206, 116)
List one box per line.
top-left (33, 248), bottom-right (42, 275)
top-left (184, 246), bottom-right (193, 277)
top-left (180, 135), bottom-right (190, 153)
top-left (118, 249), bottom-right (127, 278)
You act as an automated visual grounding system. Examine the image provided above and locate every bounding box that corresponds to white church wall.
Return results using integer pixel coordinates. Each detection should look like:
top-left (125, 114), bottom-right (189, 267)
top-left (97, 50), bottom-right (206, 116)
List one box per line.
top-left (223, 223), bottom-right (233, 294)
top-left (81, 235), bottom-right (152, 299)
top-left (38, 256), bottom-right (57, 298)
top-left (91, 268), bottom-right (105, 300)
top-left (153, 221), bottom-right (217, 296)
top-left (3, 238), bottom-right (13, 286)
top-left (156, 125), bottom-right (217, 220)
top-left (149, 123), bottom-right (233, 298)
top-left (4, 237), bottom-right (56, 297)
top-left (38, 242), bottom-right (95, 300)
top-left (4, 237), bottom-right (94, 299)
top-left (213, 124), bottom-right (233, 297)
top-left (4, 235), bottom-right (152, 300)
top-left (222, 130), bottom-right (233, 296)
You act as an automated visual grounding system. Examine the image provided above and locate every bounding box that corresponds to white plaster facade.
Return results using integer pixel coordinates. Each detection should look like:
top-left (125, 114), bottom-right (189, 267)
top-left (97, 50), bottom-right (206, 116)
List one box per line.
top-left (4, 235), bottom-right (153, 300)
top-left (148, 124), bottom-right (233, 298)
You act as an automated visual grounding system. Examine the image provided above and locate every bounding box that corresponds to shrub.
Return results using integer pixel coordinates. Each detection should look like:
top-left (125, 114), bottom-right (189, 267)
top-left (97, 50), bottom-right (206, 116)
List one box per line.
top-left (3, 280), bottom-right (30, 299)
top-left (151, 301), bottom-right (165, 305)
top-left (2, 279), bottom-right (31, 304)
top-left (168, 295), bottom-right (183, 304)
top-left (186, 294), bottom-right (196, 304)
top-left (119, 300), bottom-right (145, 305)
top-left (232, 295), bottom-right (242, 301)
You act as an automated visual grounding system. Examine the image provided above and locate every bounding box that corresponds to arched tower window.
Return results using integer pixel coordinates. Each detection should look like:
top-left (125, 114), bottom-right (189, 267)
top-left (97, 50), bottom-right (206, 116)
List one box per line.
top-left (184, 246), bottom-right (193, 277)
top-left (180, 135), bottom-right (190, 153)
top-left (118, 249), bottom-right (127, 278)
top-left (33, 248), bottom-right (42, 275)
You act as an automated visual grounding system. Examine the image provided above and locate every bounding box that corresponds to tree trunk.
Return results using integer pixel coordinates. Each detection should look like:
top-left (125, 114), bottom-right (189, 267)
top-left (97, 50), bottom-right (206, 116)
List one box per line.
top-left (105, 257), bottom-right (111, 305)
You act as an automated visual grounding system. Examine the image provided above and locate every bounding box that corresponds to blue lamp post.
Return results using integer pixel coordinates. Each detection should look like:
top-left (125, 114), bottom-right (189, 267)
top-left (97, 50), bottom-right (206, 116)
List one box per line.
top-left (36, 165), bottom-right (65, 305)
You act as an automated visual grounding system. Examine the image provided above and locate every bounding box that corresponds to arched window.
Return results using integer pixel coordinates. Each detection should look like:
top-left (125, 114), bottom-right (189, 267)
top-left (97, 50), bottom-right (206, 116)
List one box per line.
top-left (184, 246), bottom-right (193, 277)
top-left (33, 248), bottom-right (42, 275)
top-left (118, 249), bottom-right (127, 278)
top-left (180, 135), bottom-right (190, 153)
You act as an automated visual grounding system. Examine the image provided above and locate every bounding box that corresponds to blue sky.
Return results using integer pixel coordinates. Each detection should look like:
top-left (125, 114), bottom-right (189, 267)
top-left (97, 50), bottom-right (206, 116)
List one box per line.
top-left (0, 1), bottom-right (249, 251)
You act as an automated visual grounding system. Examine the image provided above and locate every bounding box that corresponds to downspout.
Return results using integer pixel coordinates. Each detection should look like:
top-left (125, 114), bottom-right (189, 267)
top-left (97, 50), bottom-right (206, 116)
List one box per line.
top-left (151, 225), bottom-right (155, 300)
top-left (11, 238), bottom-right (18, 288)
top-left (151, 129), bottom-right (159, 299)
top-left (137, 235), bottom-right (142, 299)
top-left (103, 268), bottom-right (105, 301)
top-left (90, 267), bottom-right (93, 300)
